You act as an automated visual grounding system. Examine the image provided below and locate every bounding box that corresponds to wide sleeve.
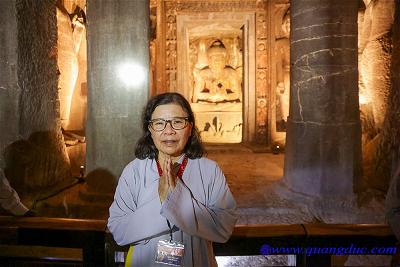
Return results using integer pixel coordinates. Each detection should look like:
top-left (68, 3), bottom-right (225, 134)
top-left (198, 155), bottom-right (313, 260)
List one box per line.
top-left (107, 162), bottom-right (169, 246)
top-left (0, 169), bottom-right (29, 216)
top-left (160, 161), bottom-right (237, 243)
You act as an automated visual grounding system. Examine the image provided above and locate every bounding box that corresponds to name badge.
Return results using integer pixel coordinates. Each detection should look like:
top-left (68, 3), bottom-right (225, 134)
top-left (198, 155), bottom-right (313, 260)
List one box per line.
top-left (155, 239), bottom-right (185, 266)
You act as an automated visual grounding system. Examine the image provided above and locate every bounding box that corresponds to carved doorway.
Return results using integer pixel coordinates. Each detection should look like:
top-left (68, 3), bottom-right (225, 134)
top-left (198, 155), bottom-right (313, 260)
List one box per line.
top-left (176, 12), bottom-right (256, 143)
top-left (154, 0), bottom-right (272, 145)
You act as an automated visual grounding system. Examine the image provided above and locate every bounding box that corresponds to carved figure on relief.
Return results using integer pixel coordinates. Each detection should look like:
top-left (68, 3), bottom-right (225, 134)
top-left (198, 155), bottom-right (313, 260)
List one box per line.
top-left (168, 71), bottom-right (176, 91)
top-left (166, 42), bottom-right (177, 70)
top-left (192, 40), bottom-right (242, 103)
top-left (187, 43), bottom-right (199, 86)
top-left (275, 10), bottom-right (290, 131)
top-left (258, 98), bottom-right (267, 128)
top-left (257, 13), bottom-right (268, 38)
top-left (229, 38), bottom-right (242, 69)
top-left (257, 70), bottom-right (267, 89)
top-left (257, 41), bottom-right (268, 69)
top-left (200, 116), bottom-right (242, 139)
top-left (166, 15), bottom-right (176, 40)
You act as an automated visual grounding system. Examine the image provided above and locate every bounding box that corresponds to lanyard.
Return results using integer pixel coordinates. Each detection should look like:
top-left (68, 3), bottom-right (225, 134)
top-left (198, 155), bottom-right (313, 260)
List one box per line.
top-left (156, 155), bottom-right (188, 241)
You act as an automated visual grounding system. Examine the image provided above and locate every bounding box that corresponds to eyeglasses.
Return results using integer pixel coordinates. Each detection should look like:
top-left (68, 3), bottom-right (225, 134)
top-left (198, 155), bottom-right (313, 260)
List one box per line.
top-left (149, 117), bottom-right (189, 131)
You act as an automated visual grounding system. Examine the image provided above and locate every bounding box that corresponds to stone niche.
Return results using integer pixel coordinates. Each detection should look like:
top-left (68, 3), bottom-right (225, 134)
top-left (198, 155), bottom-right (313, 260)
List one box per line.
top-left (176, 12), bottom-right (256, 143)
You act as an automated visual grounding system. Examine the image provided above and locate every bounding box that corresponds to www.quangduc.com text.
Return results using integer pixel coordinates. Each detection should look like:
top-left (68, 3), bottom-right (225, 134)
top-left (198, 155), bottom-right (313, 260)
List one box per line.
top-left (260, 243), bottom-right (397, 256)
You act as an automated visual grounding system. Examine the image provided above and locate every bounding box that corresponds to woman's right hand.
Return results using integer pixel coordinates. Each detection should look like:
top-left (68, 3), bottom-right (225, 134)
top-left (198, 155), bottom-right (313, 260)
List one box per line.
top-left (158, 157), bottom-right (176, 202)
top-left (158, 172), bottom-right (169, 202)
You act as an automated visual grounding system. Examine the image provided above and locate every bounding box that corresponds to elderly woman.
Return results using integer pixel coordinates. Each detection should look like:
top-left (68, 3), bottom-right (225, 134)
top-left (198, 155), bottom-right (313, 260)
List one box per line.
top-left (108, 92), bottom-right (237, 266)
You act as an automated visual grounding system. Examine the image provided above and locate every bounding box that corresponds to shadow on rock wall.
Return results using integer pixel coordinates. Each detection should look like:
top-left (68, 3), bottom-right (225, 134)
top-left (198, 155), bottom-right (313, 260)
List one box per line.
top-left (3, 131), bottom-right (72, 200)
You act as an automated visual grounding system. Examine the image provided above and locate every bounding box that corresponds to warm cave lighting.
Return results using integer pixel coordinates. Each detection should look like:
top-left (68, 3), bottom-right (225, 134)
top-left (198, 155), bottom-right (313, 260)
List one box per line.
top-left (359, 92), bottom-right (370, 105)
top-left (117, 62), bottom-right (146, 88)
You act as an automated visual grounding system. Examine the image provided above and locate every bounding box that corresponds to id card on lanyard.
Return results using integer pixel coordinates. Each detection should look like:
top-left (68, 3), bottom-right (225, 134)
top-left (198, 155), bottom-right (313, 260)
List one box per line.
top-left (155, 239), bottom-right (185, 266)
top-left (155, 155), bottom-right (188, 266)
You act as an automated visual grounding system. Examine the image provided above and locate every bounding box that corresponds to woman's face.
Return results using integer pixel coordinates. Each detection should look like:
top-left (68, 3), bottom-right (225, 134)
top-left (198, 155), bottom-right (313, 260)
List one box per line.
top-left (149, 103), bottom-right (193, 158)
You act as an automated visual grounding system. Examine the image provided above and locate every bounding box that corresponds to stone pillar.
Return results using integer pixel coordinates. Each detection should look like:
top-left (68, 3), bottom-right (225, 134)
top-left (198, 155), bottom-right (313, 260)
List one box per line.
top-left (86, 0), bottom-right (150, 181)
top-left (0, 0), bottom-right (19, 169)
top-left (11, 0), bottom-right (71, 191)
top-left (283, 0), bottom-right (361, 198)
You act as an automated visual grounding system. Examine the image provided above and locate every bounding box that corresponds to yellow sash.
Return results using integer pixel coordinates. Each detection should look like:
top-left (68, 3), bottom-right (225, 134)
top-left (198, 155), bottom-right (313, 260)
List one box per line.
top-left (125, 245), bottom-right (134, 267)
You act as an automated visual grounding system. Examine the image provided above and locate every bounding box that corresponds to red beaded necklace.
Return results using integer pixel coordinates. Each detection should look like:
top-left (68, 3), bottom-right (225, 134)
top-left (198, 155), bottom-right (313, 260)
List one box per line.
top-left (156, 155), bottom-right (188, 179)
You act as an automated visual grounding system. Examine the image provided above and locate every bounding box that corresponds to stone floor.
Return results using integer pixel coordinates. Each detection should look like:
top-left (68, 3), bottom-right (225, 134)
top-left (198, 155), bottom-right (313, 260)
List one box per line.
top-left (206, 145), bottom-right (285, 208)
top-left (206, 145), bottom-right (317, 224)
top-left (214, 144), bottom-right (386, 223)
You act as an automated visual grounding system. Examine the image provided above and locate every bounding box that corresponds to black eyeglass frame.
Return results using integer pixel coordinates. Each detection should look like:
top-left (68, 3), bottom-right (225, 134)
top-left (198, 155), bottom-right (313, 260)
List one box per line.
top-left (148, 117), bottom-right (190, 131)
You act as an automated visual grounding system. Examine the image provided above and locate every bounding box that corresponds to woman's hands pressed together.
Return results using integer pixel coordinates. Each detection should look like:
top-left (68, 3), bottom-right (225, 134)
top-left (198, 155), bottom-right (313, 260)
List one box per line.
top-left (158, 156), bottom-right (179, 202)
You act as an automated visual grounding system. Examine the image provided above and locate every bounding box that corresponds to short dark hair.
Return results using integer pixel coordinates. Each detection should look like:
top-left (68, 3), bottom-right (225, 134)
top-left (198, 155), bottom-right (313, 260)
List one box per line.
top-left (135, 92), bottom-right (204, 159)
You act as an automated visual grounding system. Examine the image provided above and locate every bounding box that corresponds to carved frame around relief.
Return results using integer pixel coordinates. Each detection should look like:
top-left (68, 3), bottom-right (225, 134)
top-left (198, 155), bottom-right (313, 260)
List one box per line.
top-left (161, 0), bottom-right (271, 144)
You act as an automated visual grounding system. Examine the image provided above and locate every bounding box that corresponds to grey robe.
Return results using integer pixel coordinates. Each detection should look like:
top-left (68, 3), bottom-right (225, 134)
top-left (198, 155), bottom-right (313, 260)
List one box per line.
top-left (108, 156), bottom-right (237, 266)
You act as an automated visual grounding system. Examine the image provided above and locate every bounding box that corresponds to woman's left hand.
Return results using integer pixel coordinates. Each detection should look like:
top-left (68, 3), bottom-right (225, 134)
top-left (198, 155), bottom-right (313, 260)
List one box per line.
top-left (164, 157), bottom-right (177, 189)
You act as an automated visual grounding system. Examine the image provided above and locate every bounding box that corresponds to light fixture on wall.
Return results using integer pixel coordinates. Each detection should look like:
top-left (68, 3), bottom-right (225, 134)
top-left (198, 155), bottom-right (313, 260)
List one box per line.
top-left (271, 143), bottom-right (281, 155)
top-left (117, 62), bottom-right (146, 88)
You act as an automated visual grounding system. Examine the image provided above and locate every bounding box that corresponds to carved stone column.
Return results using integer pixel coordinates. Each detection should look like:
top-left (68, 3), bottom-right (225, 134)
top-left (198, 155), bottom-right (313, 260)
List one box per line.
top-left (12, 0), bottom-right (72, 191)
top-left (0, 0), bottom-right (19, 169)
top-left (283, 0), bottom-right (361, 198)
top-left (86, 0), bottom-right (150, 181)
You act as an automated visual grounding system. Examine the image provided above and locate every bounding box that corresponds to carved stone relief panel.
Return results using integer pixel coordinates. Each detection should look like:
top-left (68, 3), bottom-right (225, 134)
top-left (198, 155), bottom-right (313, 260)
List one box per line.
top-left (193, 103), bottom-right (243, 143)
top-left (163, 0), bottom-right (267, 144)
top-left (191, 37), bottom-right (243, 143)
top-left (177, 14), bottom-right (248, 143)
